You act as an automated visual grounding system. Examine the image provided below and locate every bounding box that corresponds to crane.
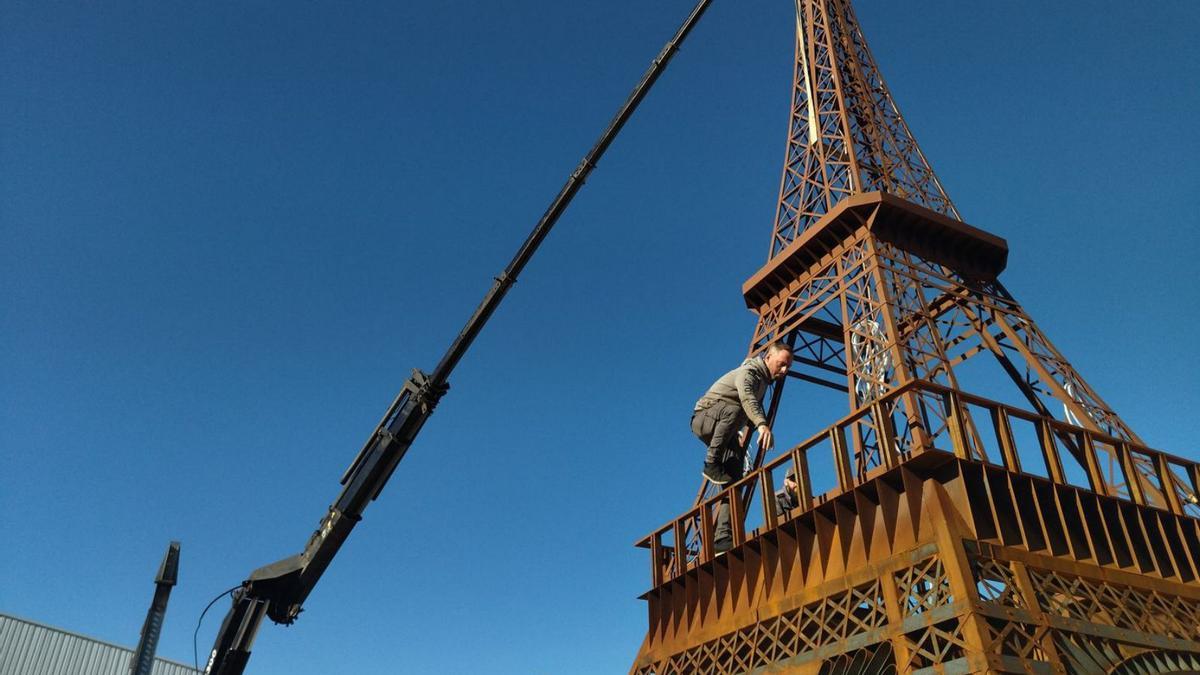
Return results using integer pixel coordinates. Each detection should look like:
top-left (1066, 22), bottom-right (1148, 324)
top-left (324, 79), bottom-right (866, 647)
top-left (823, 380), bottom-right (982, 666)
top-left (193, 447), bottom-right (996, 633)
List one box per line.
top-left (201, 2), bottom-right (714, 672)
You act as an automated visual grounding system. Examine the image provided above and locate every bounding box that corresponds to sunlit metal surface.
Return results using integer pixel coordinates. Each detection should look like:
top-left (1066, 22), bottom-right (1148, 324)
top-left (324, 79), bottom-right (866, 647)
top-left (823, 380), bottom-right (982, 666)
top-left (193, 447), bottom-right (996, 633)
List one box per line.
top-left (631, 1), bottom-right (1199, 672)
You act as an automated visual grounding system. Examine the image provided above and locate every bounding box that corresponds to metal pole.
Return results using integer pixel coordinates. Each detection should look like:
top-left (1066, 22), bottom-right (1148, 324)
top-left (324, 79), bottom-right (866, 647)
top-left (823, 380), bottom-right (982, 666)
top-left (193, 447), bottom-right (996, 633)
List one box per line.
top-left (129, 541), bottom-right (180, 675)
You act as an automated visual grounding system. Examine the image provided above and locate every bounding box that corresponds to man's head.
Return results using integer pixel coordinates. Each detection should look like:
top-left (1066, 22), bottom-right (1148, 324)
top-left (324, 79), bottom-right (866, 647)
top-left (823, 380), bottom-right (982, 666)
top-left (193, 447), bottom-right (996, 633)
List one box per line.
top-left (763, 342), bottom-right (793, 380)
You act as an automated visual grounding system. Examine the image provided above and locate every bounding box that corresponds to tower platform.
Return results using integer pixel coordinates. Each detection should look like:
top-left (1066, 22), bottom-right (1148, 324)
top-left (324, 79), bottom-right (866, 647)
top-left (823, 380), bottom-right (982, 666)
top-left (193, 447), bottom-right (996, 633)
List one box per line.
top-left (632, 381), bottom-right (1200, 674)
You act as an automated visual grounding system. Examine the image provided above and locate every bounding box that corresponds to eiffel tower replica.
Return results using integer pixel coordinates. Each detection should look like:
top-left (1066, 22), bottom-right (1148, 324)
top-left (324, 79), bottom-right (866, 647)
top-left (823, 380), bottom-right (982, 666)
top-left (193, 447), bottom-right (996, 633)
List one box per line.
top-left (630, 1), bottom-right (1200, 673)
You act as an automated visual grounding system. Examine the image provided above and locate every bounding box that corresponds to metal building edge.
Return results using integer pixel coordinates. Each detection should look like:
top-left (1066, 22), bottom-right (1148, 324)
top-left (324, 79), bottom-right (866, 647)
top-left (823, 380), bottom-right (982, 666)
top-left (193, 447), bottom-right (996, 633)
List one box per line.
top-left (0, 612), bottom-right (200, 675)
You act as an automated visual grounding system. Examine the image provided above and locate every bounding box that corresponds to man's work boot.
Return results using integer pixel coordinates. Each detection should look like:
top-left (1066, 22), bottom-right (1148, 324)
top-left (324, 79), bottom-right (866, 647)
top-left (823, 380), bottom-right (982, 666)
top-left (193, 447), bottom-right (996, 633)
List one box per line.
top-left (703, 462), bottom-right (732, 485)
top-left (713, 537), bottom-right (734, 554)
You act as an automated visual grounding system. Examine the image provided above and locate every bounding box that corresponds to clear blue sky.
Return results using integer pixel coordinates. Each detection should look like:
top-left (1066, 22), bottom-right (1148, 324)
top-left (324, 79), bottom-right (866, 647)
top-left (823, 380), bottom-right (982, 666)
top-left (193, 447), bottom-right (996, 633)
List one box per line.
top-left (3, 1), bottom-right (1197, 673)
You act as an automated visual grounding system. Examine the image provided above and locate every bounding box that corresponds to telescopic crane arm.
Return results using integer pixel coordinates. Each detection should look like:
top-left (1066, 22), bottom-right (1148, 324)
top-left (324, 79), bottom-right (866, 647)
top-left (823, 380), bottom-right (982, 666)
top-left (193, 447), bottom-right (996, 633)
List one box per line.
top-left (202, 3), bottom-right (714, 673)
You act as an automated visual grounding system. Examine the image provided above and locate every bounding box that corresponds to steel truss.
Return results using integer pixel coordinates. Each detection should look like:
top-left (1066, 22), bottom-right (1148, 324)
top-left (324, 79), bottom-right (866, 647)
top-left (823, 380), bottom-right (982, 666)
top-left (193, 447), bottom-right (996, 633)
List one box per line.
top-left (770, 0), bottom-right (957, 258)
top-left (633, 390), bottom-right (1200, 672)
top-left (634, 0), bottom-right (1199, 672)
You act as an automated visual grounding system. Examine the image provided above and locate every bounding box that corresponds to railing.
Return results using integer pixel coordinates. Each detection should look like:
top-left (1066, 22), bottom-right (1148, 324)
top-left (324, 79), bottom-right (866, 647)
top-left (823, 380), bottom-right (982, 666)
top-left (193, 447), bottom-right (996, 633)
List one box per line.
top-left (636, 379), bottom-right (1200, 587)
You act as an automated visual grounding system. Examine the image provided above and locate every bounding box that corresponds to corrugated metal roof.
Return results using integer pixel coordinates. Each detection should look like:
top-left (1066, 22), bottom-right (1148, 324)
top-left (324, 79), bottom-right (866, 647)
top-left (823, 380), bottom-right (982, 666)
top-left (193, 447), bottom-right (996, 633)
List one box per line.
top-left (0, 613), bottom-right (201, 675)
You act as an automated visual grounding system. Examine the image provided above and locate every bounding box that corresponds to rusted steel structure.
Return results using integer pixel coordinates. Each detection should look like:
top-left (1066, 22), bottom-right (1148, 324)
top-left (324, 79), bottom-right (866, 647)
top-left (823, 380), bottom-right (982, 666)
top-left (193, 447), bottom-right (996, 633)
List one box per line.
top-left (631, 1), bottom-right (1200, 673)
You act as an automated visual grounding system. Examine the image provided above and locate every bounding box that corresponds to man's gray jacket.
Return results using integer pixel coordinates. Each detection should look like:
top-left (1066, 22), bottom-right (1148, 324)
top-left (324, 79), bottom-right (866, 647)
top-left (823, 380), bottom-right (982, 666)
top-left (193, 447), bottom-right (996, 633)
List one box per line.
top-left (694, 356), bottom-right (772, 428)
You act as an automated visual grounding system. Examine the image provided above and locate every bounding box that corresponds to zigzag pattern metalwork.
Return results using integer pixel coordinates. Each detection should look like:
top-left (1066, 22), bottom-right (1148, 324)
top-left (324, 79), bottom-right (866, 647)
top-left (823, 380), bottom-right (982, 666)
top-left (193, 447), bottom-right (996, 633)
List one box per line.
top-left (633, 446), bottom-right (1200, 673)
top-left (636, 1), bottom-right (1197, 672)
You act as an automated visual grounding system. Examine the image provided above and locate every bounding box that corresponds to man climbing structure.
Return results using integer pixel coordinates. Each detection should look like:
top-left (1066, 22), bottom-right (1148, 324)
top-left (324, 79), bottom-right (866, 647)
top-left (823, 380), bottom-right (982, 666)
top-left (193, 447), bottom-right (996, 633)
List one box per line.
top-left (692, 342), bottom-right (792, 484)
top-left (691, 342), bottom-right (792, 551)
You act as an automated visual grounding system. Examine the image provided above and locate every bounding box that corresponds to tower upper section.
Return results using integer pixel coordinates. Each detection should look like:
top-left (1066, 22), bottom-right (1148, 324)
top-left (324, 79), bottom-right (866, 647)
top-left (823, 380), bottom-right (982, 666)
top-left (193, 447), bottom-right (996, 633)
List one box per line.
top-left (770, 0), bottom-right (959, 259)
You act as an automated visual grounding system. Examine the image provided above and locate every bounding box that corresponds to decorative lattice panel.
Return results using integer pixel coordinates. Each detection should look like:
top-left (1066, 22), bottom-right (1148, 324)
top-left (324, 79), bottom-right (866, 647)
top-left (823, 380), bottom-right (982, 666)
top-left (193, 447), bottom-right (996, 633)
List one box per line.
top-left (972, 557), bottom-right (1026, 608)
top-left (895, 555), bottom-right (953, 618)
top-left (902, 618), bottom-right (968, 670)
top-left (983, 618), bottom-right (1048, 662)
top-left (1028, 567), bottom-right (1200, 642)
top-left (634, 579), bottom-right (888, 675)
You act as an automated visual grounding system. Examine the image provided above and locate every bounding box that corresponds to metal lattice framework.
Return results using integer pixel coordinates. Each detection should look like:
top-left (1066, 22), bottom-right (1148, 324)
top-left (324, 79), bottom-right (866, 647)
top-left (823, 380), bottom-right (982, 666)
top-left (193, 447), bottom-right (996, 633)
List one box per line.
top-left (631, 0), bottom-right (1200, 672)
top-left (742, 194), bottom-right (1153, 490)
top-left (770, 0), bottom-right (957, 258)
top-left (633, 433), bottom-right (1200, 673)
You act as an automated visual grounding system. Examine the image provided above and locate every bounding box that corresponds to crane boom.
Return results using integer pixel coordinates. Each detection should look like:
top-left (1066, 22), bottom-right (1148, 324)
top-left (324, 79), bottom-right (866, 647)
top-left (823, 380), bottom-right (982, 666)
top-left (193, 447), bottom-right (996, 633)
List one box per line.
top-left (202, 2), bottom-right (714, 672)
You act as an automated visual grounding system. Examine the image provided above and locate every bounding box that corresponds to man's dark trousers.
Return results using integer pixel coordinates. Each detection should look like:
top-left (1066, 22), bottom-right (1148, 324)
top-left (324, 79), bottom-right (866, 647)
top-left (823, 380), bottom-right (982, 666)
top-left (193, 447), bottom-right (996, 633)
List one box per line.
top-left (691, 399), bottom-right (746, 546)
top-left (691, 399), bottom-right (746, 476)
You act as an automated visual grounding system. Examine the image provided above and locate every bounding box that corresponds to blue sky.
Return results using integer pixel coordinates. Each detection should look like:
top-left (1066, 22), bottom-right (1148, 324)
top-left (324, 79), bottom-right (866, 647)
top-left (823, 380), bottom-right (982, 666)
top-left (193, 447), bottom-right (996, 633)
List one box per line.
top-left (2, 1), bottom-right (1198, 673)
